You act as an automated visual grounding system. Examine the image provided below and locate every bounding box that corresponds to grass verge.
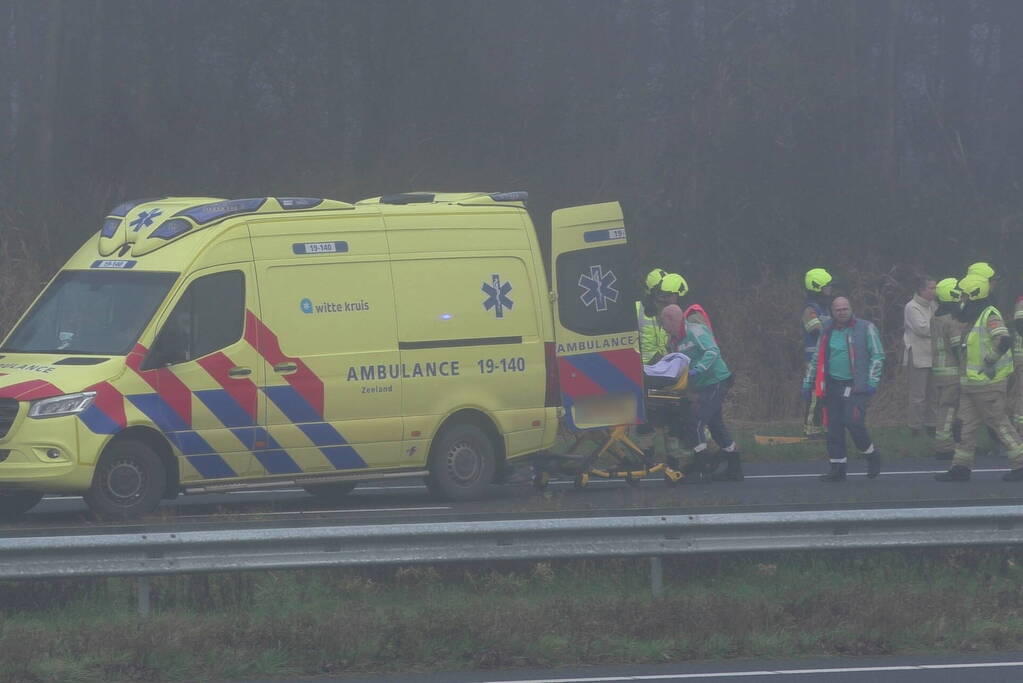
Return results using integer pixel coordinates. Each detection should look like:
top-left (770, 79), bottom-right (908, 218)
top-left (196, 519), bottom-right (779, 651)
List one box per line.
top-left (3, 549), bottom-right (1023, 681)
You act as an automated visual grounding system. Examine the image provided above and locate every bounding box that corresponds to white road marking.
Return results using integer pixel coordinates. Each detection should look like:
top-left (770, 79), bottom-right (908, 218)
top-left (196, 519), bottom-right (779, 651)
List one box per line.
top-left (475, 659), bottom-right (1023, 681)
top-left (170, 506), bottom-right (452, 518)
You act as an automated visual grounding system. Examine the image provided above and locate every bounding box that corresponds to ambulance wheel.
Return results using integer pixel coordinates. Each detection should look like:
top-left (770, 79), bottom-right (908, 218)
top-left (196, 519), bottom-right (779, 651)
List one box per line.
top-left (84, 439), bottom-right (166, 520)
top-left (426, 423), bottom-right (497, 501)
top-left (303, 481), bottom-right (358, 502)
top-left (0, 490), bottom-right (43, 518)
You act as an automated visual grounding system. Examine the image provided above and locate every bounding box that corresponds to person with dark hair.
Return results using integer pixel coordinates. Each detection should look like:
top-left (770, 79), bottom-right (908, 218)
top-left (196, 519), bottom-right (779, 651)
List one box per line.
top-left (936, 274), bottom-right (1023, 481)
top-left (803, 297), bottom-right (885, 482)
top-left (904, 276), bottom-right (937, 436)
top-left (801, 268), bottom-right (833, 439)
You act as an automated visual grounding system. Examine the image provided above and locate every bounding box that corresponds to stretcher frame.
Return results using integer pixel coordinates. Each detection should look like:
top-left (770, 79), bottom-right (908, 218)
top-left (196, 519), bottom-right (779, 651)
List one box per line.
top-left (531, 374), bottom-right (689, 489)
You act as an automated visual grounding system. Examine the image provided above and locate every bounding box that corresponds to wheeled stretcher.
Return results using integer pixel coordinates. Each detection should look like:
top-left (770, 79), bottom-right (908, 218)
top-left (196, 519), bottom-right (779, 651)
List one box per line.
top-left (530, 372), bottom-right (690, 490)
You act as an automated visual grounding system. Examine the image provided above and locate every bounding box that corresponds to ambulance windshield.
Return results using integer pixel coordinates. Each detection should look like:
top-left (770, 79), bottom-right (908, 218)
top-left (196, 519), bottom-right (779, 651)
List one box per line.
top-left (2, 270), bottom-right (178, 355)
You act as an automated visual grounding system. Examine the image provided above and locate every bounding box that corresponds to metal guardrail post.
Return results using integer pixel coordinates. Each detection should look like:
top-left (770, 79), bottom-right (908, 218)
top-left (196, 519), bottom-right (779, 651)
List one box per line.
top-left (649, 556), bottom-right (664, 597)
top-left (135, 576), bottom-right (151, 618)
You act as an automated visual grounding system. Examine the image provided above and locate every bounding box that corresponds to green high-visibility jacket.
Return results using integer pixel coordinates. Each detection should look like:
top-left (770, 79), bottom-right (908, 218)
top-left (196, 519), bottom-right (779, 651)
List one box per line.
top-left (961, 305), bottom-right (1014, 389)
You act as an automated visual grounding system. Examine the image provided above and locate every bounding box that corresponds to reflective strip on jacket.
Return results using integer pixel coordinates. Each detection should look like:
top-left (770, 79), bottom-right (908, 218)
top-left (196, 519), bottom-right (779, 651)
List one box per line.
top-left (962, 305), bottom-right (1014, 387)
top-left (1015, 296), bottom-right (1023, 359)
top-left (930, 313), bottom-right (960, 383)
top-left (803, 318), bottom-right (884, 396)
top-left (802, 300), bottom-right (830, 362)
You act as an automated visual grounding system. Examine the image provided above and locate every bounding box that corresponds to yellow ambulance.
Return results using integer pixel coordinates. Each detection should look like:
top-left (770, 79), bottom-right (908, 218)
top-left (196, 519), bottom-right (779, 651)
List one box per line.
top-left (0, 192), bottom-right (644, 518)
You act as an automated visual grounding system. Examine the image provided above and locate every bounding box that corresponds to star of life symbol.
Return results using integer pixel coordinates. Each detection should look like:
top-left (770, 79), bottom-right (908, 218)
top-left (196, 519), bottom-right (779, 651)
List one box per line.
top-left (129, 208), bottom-right (163, 231)
top-left (579, 265), bottom-right (619, 312)
top-left (482, 274), bottom-right (513, 318)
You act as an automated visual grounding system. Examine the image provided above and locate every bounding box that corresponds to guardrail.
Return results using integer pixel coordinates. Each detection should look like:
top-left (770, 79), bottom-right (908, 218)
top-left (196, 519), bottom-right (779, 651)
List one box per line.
top-left (4, 505), bottom-right (1023, 615)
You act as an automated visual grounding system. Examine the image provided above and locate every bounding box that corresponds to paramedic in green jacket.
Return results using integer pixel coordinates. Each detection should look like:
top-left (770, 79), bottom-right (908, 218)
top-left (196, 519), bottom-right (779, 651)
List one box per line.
top-left (659, 304), bottom-right (743, 481)
top-left (802, 297), bottom-right (885, 482)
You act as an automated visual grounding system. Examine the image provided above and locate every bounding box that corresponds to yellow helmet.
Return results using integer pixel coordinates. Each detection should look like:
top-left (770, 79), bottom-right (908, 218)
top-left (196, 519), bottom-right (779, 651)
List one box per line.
top-left (935, 277), bottom-right (960, 303)
top-left (957, 273), bottom-right (990, 300)
top-left (805, 268), bottom-right (833, 292)
top-left (967, 262), bottom-right (996, 279)
top-left (644, 268), bottom-right (667, 294)
top-left (659, 273), bottom-right (689, 297)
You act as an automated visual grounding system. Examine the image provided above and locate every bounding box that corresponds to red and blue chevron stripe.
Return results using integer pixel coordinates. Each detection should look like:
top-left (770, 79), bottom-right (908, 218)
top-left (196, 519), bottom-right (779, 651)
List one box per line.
top-left (558, 347), bottom-right (645, 431)
top-left (71, 313), bottom-right (366, 478)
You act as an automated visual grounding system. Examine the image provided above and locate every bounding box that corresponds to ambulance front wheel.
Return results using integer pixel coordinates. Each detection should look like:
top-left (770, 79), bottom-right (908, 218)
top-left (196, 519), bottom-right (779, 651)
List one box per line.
top-left (0, 490), bottom-right (44, 519)
top-left (426, 422), bottom-right (497, 502)
top-left (84, 439), bottom-right (166, 520)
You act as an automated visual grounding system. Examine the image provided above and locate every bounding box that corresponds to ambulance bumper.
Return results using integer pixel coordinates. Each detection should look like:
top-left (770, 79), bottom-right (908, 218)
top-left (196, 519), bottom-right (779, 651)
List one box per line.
top-left (0, 414), bottom-right (94, 492)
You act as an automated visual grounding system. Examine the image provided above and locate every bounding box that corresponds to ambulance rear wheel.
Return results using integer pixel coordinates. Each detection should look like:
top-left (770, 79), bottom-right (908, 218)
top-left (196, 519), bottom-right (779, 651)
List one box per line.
top-left (84, 439), bottom-right (166, 520)
top-left (426, 423), bottom-right (497, 501)
top-left (0, 490), bottom-right (43, 518)
top-left (303, 481), bottom-right (358, 502)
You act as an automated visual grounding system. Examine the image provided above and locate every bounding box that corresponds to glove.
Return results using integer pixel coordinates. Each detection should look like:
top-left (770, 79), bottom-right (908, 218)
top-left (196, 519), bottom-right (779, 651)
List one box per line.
top-left (982, 358), bottom-right (997, 379)
top-left (801, 387), bottom-right (812, 402)
top-left (863, 386), bottom-right (877, 396)
top-left (688, 368), bottom-right (700, 379)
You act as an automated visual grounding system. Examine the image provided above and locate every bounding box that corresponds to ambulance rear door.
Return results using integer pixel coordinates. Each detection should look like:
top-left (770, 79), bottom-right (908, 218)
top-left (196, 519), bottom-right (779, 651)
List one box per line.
top-left (550, 202), bottom-right (644, 430)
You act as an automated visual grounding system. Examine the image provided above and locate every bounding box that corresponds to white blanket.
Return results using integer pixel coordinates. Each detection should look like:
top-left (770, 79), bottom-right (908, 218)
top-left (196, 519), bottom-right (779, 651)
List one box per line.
top-left (643, 352), bottom-right (690, 379)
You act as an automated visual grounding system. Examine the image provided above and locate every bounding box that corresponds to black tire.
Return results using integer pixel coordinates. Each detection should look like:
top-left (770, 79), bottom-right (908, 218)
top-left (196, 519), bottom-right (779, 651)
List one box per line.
top-left (303, 481), bottom-right (358, 502)
top-left (425, 422), bottom-right (497, 501)
top-left (83, 439), bottom-right (166, 520)
top-left (0, 490), bottom-right (43, 519)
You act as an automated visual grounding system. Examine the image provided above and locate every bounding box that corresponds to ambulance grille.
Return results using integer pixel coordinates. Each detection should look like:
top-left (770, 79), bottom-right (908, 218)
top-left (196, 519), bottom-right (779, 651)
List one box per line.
top-left (0, 399), bottom-right (18, 439)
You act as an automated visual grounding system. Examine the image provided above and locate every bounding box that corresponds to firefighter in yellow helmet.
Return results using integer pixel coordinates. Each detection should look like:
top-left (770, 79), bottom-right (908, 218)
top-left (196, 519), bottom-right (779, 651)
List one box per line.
top-left (930, 278), bottom-right (962, 460)
top-left (639, 272), bottom-right (691, 469)
top-left (936, 274), bottom-right (1023, 481)
top-left (633, 268), bottom-right (669, 456)
top-left (801, 268), bottom-right (834, 438)
top-left (636, 268), bottom-right (669, 365)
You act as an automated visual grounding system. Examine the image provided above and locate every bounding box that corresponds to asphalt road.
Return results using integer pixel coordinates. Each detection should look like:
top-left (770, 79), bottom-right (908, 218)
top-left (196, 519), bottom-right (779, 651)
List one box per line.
top-left (8, 452), bottom-right (1023, 533)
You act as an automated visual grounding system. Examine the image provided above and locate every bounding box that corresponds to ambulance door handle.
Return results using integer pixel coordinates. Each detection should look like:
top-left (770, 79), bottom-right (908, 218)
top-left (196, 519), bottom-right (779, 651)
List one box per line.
top-left (273, 362), bottom-right (298, 374)
top-left (227, 366), bottom-right (252, 378)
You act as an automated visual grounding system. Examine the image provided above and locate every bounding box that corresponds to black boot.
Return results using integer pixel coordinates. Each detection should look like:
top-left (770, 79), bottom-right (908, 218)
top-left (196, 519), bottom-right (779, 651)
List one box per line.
top-left (935, 465), bottom-right (971, 482)
top-left (682, 454), bottom-right (710, 483)
top-left (711, 451), bottom-right (744, 481)
top-left (865, 451), bottom-right (881, 479)
top-left (1002, 468), bottom-right (1023, 482)
top-left (664, 453), bottom-right (681, 471)
top-left (819, 462), bottom-right (847, 482)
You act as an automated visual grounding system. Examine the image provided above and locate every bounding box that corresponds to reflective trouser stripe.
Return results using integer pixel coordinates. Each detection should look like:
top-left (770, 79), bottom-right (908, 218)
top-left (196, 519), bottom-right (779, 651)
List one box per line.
top-left (933, 382), bottom-right (960, 453)
top-left (953, 388), bottom-right (1023, 470)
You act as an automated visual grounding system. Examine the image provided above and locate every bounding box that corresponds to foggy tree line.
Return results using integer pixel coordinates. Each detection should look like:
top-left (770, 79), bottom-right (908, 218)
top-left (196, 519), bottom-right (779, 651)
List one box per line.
top-left (2, 0), bottom-right (1022, 418)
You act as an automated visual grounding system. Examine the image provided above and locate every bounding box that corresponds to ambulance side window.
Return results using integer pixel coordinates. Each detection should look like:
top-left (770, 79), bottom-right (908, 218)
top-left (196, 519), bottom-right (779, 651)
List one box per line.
top-left (148, 271), bottom-right (245, 367)
top-left (555, 245), bottom-right (635, 336)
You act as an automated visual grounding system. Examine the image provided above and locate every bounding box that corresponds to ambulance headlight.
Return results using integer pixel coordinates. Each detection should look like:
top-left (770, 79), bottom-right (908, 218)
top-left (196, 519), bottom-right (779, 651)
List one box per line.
top-left (28, 392), bottom-right (96, 419)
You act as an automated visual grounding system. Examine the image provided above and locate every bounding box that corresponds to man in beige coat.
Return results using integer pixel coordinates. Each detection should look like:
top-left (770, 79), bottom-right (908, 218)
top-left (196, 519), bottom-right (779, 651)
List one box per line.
top-left (904, 276), bottom-right (937, 435)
